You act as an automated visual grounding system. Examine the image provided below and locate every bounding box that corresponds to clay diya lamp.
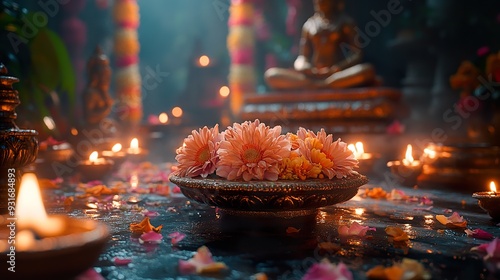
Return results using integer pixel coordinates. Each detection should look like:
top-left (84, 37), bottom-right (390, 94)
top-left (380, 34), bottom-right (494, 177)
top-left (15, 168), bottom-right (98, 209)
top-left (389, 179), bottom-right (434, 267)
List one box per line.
top-left (348, 141), bottom-right (380, 175)
top-left (101, 143), bottom-right (127, 170)
top-left (77, 151), bottom-right (114, 182)
top-left (387, 144), bottom-right (422, 187)
top-left (0, 173), bottom-right (109, 279)
top-left (126, 138), bottom-right (148, 162)
top-left (472, 181), bottom-right (500, 220)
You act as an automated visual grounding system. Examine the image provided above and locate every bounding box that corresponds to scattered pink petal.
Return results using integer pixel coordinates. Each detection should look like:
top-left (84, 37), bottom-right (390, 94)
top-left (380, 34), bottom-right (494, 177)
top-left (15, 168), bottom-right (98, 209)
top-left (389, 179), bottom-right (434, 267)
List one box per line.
top-left (167, 207), bottom-right (176, 212)
top-left (386, 120), bottom-right (405, 135)
top-left (444, 209), bottom-right (453, 214)
top-left (172, 185), bottom-right (181, 193)
top-left (146, 201), bottom-right (162, 206)
top-left (51, 177), bottom-right (64, 184)
top-left (338, 222), bottom-right (376, 237)
top-left (86, 180), bottom-right (103, 187)
top-left (414, 206), bottom-right (433, 212)
top-left (388, 189), bottom-right (408, 200)
top-left (449, 212), bottom-right (465, 223)
top-left (74, 268), bottom-right (105, 280)
top-left (420, 196), bottom-right (433, 205)
top-left (471, 238), bottom-right (500, 259)
top-left (477, 46), bottom-right (490, 57)
top-left (286, 227), bottom-right (301, 234)
top-left (155, 185), bottom-right (170, 196)
top-left (139, 231), bottom-right (163, 244)
top-left (113, 257), bottom-right (132, 266)
top-left (465, 229), bottom-right (494, 240)
top-left (169, 232), bottom-right (186, 245)
top-left (178, 246), bottom-right (228, 275)
top-left (302, 260), bottom-right (353, 280)
top-left (142, 209), bottom-right (160, 217)
top-left (436, 212), bottom-right (467, 228)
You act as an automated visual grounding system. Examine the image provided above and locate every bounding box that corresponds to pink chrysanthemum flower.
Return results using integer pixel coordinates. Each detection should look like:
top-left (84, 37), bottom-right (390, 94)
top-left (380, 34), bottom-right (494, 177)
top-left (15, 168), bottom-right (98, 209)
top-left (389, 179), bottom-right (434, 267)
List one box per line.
top-left (174, 124), bottom-right (222, 178)
top-left (296, 128), bottom-right (358, 179)
top-left (216, 120), bottom-right (291, 181)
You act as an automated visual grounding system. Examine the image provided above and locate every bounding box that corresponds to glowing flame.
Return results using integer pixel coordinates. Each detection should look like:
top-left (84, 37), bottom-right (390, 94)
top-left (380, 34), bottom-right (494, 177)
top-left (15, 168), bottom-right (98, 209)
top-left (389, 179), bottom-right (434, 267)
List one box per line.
top-left (158, 112), bottom-right (169, 124)
top-left (172, 107), bottom-right (183, 118)
top-left (89, 151), bottom-right (99, 162)
top-left (424, 148), bottom-right (436, 159)
top-left (355, 142), bottom-right (365, 155)
top-left (348, 142), bottom-right (365, 159)
top-left (43, 116), bottom-right (56, 130)
top-left (130, 138), bottom-right (139, 149)
top-left (112, 143), bottom-right (122, 153)
top-left (130, 173), bottom-right (139, 189)
top-left (490, 181), bottom-right (497, 193)
top-left (198, 55), bottom-right (210, 67)
top-left (354, 208), bottom-right (365, 215)
top-left (348, 144), bottom-right (356, 155)
top-left (16, 173), bottom-right (63, 236)
top-left (219, 86), bottom-right (230, 98)
top-left (404, 144), bottom-right (414, 164)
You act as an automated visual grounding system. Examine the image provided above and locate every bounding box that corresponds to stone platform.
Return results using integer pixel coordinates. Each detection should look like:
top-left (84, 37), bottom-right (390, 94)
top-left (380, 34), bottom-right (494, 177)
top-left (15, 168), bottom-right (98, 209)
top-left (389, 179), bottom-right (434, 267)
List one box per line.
top-left (240, 87), bottom-right (402, 133)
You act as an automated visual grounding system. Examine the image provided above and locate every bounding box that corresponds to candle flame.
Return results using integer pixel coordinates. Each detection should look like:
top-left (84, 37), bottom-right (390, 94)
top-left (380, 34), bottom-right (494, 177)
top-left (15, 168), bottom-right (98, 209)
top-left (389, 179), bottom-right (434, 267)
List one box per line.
top-left (111, 143), bottom-right (122, 153)
top-left (89, 151), bottom-right (98, 162)
top-left (348, 142), bottom-right (365, 159)
top-left (16, 173), bottom-right (49, 224)
top-left (405, 144), bottom-right (414, 163)
top-left (348, 144), bottom-right (356, 155)
top-left (16, 173), bottom-right (63, 236)
top-left (355, 142), bottom-right (365, 155)
top-left (158, 112), bottom-right (169, 124)
top-left (172, 107), bottom-right (183, 118)
top-left (130, 173), bottom-right (139, 189)
top-left (490, 181), bottom-right (497, 193)
top-left (130, 138), bottom-right (139, 149)
top-left (424, 148), bottom-right (436, 159)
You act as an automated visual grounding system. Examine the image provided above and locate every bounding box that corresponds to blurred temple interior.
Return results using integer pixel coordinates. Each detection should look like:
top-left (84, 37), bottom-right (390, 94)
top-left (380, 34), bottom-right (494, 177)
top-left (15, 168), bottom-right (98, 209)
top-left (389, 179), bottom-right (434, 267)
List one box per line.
top-left (1, 0), bottom-right (500, 279)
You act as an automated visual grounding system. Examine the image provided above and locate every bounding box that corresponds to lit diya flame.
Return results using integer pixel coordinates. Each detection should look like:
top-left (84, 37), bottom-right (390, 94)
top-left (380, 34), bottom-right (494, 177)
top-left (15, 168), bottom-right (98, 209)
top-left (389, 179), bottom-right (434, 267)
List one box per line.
top-left (348, 142), bottom-right (366, 159)
top-left (402, 144), bottom-right (419, 166)
top-left (158, 112), bottom-right (169, 124)
top-left (89, 151), bottom-right (99, 163)
top-left (490, 181), bottom-right (497, 194)
top-left (16, 173), bottom-right (64, 241)
top-left (129, 138), bottom-right (140, 154)
top-left (112, 143), bottom-right (122, 153)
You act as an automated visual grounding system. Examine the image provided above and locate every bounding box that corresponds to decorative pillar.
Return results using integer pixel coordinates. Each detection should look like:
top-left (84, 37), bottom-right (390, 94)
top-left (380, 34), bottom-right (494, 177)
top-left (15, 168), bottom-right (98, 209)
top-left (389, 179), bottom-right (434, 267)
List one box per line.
top-left (113, 0), bottom-right (142, 126)
top-left (60, 0), bottom-right (87, 121)
top-left (227, 0), bottom-right (256, 117)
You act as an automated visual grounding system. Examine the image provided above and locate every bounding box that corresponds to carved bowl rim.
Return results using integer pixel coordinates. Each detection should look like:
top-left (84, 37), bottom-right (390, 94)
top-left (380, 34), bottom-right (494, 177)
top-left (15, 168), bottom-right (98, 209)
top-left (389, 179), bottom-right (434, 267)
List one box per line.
top-left (169, 173), bottom-right (369, 213)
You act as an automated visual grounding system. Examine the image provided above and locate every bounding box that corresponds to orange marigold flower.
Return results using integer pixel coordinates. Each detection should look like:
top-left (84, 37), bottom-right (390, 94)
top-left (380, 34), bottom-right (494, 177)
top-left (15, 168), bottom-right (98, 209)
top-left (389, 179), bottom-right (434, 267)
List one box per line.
top-left (174, 124), bottom-right (221, 178)
top-left (279, 151), bottom-right (322, 180)
top-left (296, 128), bottom-right (357, 179)
top-left (216, 120), bottom-right (291, 181)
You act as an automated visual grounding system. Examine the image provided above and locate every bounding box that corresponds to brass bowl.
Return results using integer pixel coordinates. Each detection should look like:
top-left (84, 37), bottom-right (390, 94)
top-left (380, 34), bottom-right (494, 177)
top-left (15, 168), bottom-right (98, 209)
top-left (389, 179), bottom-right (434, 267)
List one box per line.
top-left (169, 173), bottom-right (369, 218)
top-left (0, 215), bottom-right (109, 279)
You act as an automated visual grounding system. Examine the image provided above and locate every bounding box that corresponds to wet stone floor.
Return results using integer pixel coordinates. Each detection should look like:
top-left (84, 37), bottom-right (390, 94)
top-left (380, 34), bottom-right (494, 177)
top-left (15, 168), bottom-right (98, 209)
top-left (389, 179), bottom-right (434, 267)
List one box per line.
top-left (42, 163), bottom-right (500, 280)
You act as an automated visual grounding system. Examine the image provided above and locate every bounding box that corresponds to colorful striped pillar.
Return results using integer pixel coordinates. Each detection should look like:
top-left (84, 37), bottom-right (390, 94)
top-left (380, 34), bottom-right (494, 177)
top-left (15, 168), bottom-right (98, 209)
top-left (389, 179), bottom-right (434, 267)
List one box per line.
top-left (113, 0), bottom-right (142, 125)
top-left (227, 0), bottom-right (256, 117)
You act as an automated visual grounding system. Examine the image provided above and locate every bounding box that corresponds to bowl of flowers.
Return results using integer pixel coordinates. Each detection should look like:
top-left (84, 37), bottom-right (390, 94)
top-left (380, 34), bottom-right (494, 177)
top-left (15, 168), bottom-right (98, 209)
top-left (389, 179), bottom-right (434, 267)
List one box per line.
top-left (169, 120), bottom-right (368, 218)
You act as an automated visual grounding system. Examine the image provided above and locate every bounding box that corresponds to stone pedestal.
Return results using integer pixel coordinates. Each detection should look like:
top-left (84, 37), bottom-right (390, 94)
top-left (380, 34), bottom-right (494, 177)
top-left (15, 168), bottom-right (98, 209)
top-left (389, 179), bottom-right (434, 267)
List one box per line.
top-left (241, 87), bottom-right (402, 134)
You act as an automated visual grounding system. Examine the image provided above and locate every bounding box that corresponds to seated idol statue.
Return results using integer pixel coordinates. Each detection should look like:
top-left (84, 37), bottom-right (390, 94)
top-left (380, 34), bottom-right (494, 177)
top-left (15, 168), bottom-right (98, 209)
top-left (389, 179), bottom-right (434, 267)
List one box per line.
top-left (264, 0), bottom-right (376, 90)
top-left (83, 47), bottom-right (114, 125)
